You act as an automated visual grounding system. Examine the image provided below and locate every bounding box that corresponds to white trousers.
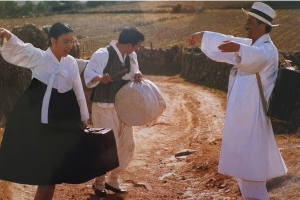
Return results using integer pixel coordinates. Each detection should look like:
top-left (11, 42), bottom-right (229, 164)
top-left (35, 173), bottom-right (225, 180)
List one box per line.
top-left (236, 178), bottom-right (269, 200)
top-left (92, 103), bottom-right (135, 188)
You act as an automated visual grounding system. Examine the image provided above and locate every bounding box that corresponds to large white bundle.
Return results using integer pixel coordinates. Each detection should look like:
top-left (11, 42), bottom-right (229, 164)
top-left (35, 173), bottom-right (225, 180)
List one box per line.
top-left (115, 79), bottom-right (166, 126)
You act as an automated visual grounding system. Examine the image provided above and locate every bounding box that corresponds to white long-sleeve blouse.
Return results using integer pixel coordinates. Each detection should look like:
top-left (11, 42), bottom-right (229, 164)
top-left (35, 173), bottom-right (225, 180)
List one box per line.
top-left (1, 34), bottom-right (89, 123)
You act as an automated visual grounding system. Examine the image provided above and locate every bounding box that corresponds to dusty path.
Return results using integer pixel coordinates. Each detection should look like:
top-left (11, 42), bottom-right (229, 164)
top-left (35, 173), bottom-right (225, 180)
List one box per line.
top-left (5, 75), bottom-right (300, 199)
top-left (6, 75), bottom-right (231, 200)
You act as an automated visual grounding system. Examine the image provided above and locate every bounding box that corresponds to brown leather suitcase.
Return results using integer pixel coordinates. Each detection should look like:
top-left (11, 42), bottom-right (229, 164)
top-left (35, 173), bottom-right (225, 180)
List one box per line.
top-left (267, 68), bottom-right (300, 123)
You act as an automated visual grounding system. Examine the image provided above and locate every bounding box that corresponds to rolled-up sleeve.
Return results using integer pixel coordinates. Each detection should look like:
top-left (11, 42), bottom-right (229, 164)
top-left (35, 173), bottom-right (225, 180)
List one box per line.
top-left (84, 48), bottom-right (108, 88)
top-left (130, 52), bottom-right (140, 73)
top-left (1, 34), bottom-right (42, 69)
top-left (122, 52), bottom-right (141, 80)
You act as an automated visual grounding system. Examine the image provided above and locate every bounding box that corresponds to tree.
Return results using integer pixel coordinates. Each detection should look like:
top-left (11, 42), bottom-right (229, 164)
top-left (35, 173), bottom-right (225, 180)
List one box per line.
top-left (37, 1), bottom-right (45, 15)
top-left (21, 1), bottom-right (36, 16)
top-left (172, 3), bottom-right (182, 13)
top-left (0, 1), bottom-right (19, 17)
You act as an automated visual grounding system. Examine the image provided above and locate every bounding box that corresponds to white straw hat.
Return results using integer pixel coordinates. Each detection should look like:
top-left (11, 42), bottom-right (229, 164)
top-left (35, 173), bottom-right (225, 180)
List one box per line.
top-left (242, 2), bottom-right (278, 26)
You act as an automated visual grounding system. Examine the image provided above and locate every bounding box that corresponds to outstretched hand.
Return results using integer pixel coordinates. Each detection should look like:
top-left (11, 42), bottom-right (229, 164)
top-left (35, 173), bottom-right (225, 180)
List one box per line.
top-left (218, 40), bottom-right (240, 52)
top-left (0, 28), bottom-right (12, 42)
top-left (186, 32), bottom-right (204, 46)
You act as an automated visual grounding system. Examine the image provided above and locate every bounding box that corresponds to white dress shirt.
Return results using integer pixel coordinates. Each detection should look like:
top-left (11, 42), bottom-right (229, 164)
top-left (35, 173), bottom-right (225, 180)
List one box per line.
top-left (1, 34), bottom-right (89, 123)
top-left (84, 40), bottom-right (141, 108)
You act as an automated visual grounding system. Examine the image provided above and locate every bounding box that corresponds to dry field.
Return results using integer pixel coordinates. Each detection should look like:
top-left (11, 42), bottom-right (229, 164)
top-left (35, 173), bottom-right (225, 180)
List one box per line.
top-left (0, 1), bottom-right (299, 54)
top-left (2, 1), bottom-right (300, 199)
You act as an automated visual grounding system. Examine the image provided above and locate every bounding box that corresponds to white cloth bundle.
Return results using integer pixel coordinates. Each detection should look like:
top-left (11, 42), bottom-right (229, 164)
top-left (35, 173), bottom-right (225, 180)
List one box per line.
top-left (115, 79), bottom-right (166, 126)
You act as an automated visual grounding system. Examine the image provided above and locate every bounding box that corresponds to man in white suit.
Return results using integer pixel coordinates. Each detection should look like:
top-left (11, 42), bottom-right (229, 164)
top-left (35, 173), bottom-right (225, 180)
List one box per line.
top-left (187, 2), bottom-right (287, 199)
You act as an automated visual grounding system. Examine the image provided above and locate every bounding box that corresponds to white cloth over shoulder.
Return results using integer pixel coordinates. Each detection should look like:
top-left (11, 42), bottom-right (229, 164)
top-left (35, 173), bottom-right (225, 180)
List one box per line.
top-left (201, 31), bottom-right (287, 181)
top-left (115, 79), bottom-right (166, 126)
top-left (1, 34), bottom-right (89, 123)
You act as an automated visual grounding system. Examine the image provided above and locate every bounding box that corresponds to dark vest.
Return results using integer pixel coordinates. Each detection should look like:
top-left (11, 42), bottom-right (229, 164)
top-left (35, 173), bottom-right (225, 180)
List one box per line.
top-left (90, 45), bottom-right (130, 103)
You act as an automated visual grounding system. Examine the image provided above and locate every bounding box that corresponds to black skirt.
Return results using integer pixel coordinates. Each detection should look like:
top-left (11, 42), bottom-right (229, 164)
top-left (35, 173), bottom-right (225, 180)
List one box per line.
top-left (0, 78), bottom-right (118, 185)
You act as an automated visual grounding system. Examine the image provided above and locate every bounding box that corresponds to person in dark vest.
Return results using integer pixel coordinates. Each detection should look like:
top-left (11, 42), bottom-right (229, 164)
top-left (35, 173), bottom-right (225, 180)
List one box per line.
top-left (0, 23), bottom-right (117, 200)
top-left (84, 26), bottom-right (144, 197)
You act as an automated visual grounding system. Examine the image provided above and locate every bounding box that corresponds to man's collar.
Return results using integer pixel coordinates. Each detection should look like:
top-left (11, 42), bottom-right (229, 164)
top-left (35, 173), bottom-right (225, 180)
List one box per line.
top-left (252, 34), bottom-right (271, 46)
top-left (110, 40), bottom-right (127, 61)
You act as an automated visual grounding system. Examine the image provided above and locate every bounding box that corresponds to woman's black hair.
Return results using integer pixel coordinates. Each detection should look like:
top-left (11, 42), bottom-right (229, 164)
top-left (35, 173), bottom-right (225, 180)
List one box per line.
top-left (256, 18), bottom-right (272, 33)
top-left (48, 22), bottom-right (73, 46)
top-left (118, 26), bottom-right (145, 46)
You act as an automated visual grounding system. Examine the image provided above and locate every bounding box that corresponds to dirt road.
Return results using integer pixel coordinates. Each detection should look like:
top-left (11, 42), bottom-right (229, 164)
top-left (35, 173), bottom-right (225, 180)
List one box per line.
top-left (5, 75), bottom-right (300, 199)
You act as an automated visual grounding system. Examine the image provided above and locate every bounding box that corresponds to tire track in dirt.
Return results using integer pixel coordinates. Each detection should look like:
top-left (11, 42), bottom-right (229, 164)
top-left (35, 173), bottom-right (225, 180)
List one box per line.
top-left (162, 77), bottom-right (226, 146)
top-left (6, 75), bottom-right (300, 199)
top-left (5, 75), bottom-right (230, 200)
top-left (118, 76), bottom-right (230, 200)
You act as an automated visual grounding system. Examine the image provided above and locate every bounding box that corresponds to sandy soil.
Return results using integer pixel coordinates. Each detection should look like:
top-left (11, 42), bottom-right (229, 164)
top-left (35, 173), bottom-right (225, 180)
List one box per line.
top-left (3, 75), bottom-right (300, 200)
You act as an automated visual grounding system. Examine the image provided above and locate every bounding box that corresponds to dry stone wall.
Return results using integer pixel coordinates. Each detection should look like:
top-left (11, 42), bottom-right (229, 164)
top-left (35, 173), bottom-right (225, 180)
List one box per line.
top-left (1, 23), bottom-right (300, 133)
top-left (136, 45), bottom-right (182, 75)
top-left (0, 55), bottom-right (31, 124)
top-left (180, 48), bottom-right (232, 92)
top-left (11, 23), bottom-right (48, 50)
top-left (180, 49), bottom-right (300, 134)
top-left (11, 23), bottom-right (80, 58)
top-left (0, 23), bottom-right (80, 124)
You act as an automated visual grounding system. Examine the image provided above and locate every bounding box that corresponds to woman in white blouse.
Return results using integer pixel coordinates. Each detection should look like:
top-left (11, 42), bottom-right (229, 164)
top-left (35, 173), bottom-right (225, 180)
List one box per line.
top-left (0, 23), bottom-right (116, 200)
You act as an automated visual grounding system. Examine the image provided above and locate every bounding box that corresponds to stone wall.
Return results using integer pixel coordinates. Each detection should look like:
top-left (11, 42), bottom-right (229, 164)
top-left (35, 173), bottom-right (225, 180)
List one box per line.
top-left (180, 49), bottom-right (300, 134)
top-left (0, 56), bottom-right (31, 124)
top-left (2, 45), bottom-right (300, 134)
top-left (136, 45), bottom-right (182, 75)
top-left (0, 44), bottom-right (182, 124)
top-left (180, 48), bottom-right (232, 92)
top-left (11, 23), bottom-right (80, 58)
top-left (179, 49), bottom-right (300, 92)
top-left (1, 23), bottom-right (300, 134)
top-left (0, 24), bottom-right (80, 125)
top-left (11, 23), bottom-right (48, 50)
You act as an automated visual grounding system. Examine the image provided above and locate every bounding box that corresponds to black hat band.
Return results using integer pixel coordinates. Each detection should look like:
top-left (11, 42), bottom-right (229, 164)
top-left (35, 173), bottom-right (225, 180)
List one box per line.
top-left (250, 8), bottom-right (273, 23)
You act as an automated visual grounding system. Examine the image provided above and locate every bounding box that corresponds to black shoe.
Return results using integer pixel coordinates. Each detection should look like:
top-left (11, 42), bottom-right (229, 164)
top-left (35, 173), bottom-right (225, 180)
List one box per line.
top-left (105, 183), bottom-right (127, 194)
top-left (92, 184), bottom-right (106, 197)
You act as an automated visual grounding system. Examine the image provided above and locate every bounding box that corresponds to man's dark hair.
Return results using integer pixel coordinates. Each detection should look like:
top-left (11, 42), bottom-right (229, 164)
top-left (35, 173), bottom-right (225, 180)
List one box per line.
top-left (118, 26), bottom-right (145, 46)
top-left (256, 18), bottom-right (272, 33)
top-left (48, 22), bottom-right (73, 46)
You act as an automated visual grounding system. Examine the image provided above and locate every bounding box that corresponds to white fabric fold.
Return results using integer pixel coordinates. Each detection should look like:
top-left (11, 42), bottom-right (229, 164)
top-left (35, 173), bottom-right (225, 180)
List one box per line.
top-left (41, 68), bottom-right (68, 124)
